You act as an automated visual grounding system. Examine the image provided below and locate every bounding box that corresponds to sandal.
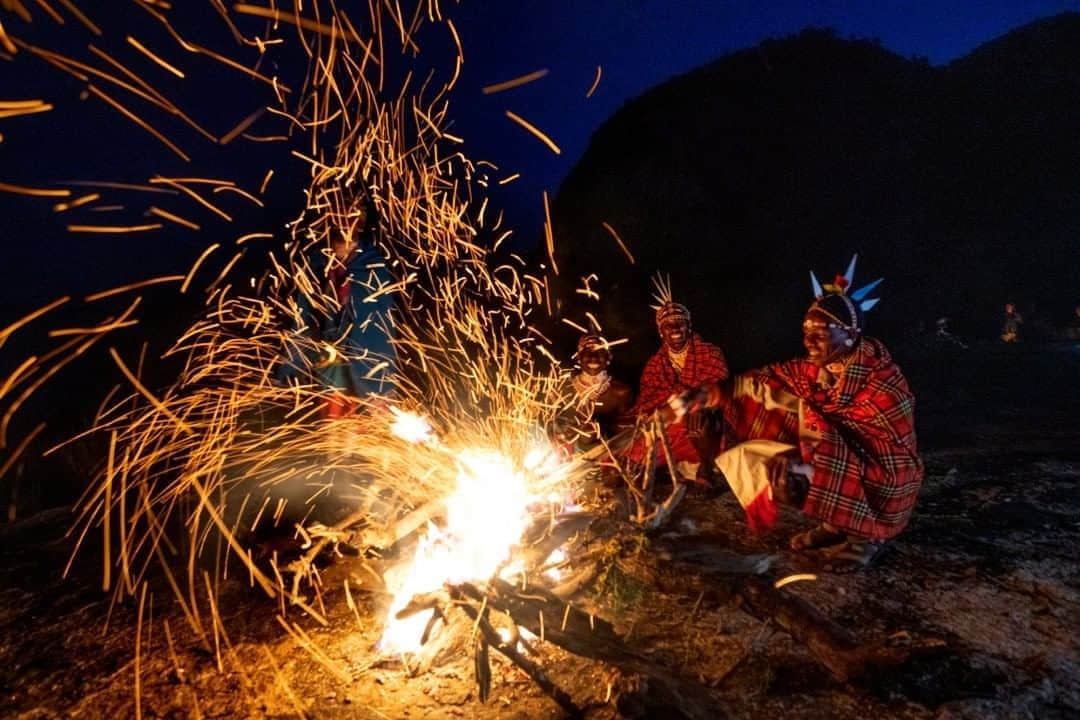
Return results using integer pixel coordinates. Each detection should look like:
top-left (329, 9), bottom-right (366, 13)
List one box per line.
top-left (820, 539), bottom-right (886, 573)
top-left (789, 524), bottom-right (846, 551)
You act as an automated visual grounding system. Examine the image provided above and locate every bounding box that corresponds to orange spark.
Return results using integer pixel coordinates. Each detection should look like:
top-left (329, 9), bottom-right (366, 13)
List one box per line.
top-left (220, 106), bottom-right (266, 145)
top-left (53, 192), bottom-right (100, 211)
top-left (85, 275), bottom-right (186, 302)
top-left (68, 223), bottom-right (163, 233)
top-left (108, 347), bottom-right (193, 436)
top-left (126, 35), bottom-right (185, 78)
top-left (55, 0), bottom-right (101, 35)
top-left (602, 221), bottom-right (635, 264)
top-left (0, 296), bottom-right (70, 349)
top-left (181, 244), bottom-right (220, 294)
top-left (505, 110), bottom-right (561, 154)
top-left (586, 65), bottom-right (602, 98)
top-left (0, 355), bottom-right (37, 402)
top-left (235, 232), bottom-right (273, 244)
top-left (233, 3), bottom-right (354, 45)
top-left (0, 180), bottom-right (70, 197)
top-left (86, 84), bottom-right (190, 161)
top-left (66, 180), bottom-right (176, 194)
top-left (0, 99), bottom-right (53, 119)
top-left (148, 206), bottom-right (201, 230)
top-left (150, 177), bottom-right (232, 221)
top-left (212, 184), bottom-right (264, 207)
top-left (0, 20), bottom-right (17, 55)
top-left (543, 190), bottom-right (558, 275)
top-left (0, 422), bottom-right (46, 486)
top-left (258, 169), bottom-right (274, 194)
top-left (31, 0), bottom-right (65, 24)
top-left (3, 0), bottom-right (31, 22)
top-left (481, 68), bottom-right (548, 95)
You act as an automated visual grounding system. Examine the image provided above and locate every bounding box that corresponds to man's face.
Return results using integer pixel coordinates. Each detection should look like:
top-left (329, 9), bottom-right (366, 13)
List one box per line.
top-left (578, 348), bottom-right (610, 376)
top-left (658, 318), bottom-right (690, 352)
top-left (332, 239), bottom-right (356, 262)
top-left (802, 311), bottom-right (852, 367)
top-left (1005, 303), bottom-right (1015, 314)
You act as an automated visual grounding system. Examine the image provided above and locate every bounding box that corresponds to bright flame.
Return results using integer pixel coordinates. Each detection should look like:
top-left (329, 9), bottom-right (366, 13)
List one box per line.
top-left (378, 442), bottom-right (568, 654)
top-left (543, 548), bottom-right (566, 581)
top-left (388, 407), bottom-right (435, 444)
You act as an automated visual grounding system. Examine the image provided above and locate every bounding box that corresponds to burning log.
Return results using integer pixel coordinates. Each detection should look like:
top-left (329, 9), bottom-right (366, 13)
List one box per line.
top-left (285, 497), bottom-right (444, 598)
top-left (354, 497), bottom-right (445, 550)
top-left (452, 588), bottom-right (583, 717)
top-left (456, 579), bottom-right (725, 720)
top-left (610, 416), bottom-right (689, 531)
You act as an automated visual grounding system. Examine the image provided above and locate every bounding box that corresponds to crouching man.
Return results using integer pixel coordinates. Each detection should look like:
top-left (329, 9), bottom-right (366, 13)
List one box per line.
top-left (669, 257), bottom-right (923, 571)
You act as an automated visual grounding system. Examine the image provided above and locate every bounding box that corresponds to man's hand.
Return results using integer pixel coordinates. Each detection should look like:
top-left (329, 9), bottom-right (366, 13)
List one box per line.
top-left (772, 459), bottom-right (812, 508)
top-left (662, 393), bottom-right (688, 423)
top-left (788, 461), bottom-right (814, 480)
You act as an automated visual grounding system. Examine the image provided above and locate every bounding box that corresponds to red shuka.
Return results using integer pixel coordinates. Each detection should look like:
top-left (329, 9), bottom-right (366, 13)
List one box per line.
top-left (722, 337), bottom-right (923, 540)
top-left (627, 334), bottom-right (729, 466)
top-left (633, 334), bottom-right (729, 415)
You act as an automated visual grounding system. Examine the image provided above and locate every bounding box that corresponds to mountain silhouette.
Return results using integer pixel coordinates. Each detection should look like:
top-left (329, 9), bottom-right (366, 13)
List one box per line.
top-left (550, 14), bottom-right (1080, 373)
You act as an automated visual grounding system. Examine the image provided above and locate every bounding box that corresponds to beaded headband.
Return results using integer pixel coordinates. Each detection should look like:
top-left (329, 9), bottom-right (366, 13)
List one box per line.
top-left (650, 273), bottom-right (692, 327)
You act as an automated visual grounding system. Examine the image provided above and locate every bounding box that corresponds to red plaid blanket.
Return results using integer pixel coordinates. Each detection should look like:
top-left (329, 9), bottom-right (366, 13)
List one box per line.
top-left (624, 334), bottom-right (728, 468)
top-left (632, 334), bottom-right (729, 415)
top-left (723, 337), bottom-right (922, 540)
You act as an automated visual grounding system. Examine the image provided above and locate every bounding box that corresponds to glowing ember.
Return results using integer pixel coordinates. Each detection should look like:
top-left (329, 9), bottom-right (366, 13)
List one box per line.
top-left (543, 548), bottom-right (566, 581)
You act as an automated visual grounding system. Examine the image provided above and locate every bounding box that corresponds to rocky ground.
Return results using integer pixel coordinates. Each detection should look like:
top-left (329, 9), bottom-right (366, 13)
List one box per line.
top-left (1, 341), bottom-right (1078, 719)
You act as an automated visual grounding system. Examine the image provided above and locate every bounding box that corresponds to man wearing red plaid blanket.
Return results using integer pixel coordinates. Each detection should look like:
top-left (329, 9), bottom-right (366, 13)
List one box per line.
top-left (627, 294), bottom-right (730, 489)
top-left (669, 256), bottom-right (922, 570)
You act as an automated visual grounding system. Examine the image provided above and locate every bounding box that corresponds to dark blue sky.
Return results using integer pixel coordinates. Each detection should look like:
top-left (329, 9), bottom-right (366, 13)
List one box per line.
top-left (447, 0), bottom-right (1080, 232)
top-left (1, 1), bottom-right (1077, 317)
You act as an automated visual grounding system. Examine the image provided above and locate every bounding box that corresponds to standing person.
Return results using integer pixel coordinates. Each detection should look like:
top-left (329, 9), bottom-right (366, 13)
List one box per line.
top-left (668, 256), bottom-right (923, 571)
top-left (318, 226), bottom-right (397, 416)
top-left (569, 334), bottom-right (634, 446)
top-left (280, 197), bottom-right (397, 417)
top-left (1001, 302), bottom-right (1023, 343)
top-left (1064, 305), bottom-right (1080, 341)
top-left (628, 276), bottom-right (729, 488)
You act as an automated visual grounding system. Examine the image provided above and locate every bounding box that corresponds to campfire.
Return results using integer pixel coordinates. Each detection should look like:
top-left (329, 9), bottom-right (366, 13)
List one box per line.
top-left (378, 409), bottom-right (573, 656)
top-left (0, 2), bottom-right (946, 717)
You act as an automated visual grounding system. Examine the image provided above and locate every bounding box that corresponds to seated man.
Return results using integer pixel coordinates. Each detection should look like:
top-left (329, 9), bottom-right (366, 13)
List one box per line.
top-left (567, 334), bottom-right (634, 450)
top-left (629, 293), bottom-right (729, 486)
top-left (670, 256), bottom-right (922, 570)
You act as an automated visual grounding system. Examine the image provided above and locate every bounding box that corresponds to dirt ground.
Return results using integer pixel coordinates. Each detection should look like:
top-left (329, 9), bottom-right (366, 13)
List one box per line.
top-left (2, 342), bottom-right (1078, 719)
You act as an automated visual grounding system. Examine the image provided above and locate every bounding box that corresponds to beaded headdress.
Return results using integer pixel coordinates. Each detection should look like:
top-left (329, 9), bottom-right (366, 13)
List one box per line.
top-left (650, 273), bottom-right (691, 327)
top-left (808, 254), bottom-right (882, 333)
top-left (574, 334), bottom-right (611, 358)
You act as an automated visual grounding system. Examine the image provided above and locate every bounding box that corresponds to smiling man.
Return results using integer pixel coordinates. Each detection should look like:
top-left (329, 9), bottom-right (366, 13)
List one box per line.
top-left (569, 334), bottom-right (635, 445)
top-left (668, 257), bottom-right (923, 571)
top-left (628, 293), bottom-right (729, 488)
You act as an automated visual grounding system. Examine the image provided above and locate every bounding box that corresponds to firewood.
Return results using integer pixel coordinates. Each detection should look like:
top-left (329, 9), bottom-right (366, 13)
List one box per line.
top-left (458, 579), bottom-right (724, 720)
top-left (451, 586), bottom-right (582, 717)
top-left (354, 497), bottom-right (444, 549)
top-left (652, 561), bottom-right (945, 682)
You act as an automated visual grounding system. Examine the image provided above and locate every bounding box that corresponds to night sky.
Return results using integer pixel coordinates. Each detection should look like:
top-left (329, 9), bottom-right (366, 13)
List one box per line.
top-left (2, 1), bottom-right (1078, 320)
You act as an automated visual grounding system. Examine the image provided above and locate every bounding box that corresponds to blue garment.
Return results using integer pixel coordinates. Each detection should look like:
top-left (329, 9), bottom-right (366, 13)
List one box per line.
top-left (281, 243), bottom-right (397, 398)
